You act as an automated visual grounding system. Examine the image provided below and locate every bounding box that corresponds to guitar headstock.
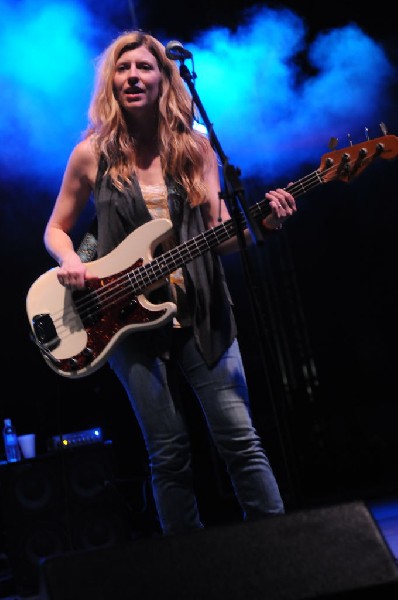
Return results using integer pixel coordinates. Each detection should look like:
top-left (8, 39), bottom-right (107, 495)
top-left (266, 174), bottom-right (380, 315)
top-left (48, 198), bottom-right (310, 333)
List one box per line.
top-left (318, 134), bottom-right (398, 184)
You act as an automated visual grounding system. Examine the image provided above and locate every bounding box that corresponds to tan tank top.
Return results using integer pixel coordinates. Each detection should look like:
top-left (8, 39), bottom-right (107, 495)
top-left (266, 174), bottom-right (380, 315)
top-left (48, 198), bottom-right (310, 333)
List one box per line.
top-left (140, 183), bottom-right (191, 328)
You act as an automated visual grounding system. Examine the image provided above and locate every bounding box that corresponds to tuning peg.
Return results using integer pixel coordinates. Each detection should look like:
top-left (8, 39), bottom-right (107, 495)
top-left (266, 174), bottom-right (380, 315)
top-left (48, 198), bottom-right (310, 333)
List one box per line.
top-left (328, 137), bottom-right (338, 150)
top-left (380, 122), bottom-right (388, 135)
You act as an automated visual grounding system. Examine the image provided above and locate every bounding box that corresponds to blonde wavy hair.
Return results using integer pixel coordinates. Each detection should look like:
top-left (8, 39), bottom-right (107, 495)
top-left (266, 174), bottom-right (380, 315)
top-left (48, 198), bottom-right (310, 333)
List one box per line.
top-left (85, 30), bottom-right (211, 206)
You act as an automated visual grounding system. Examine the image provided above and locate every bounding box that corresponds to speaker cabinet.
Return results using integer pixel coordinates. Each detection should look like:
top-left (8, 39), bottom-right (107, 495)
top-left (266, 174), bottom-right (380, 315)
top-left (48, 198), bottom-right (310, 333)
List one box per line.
top-left (39, 501), bottom-right (398, 600)
top-left (0, 443), bottom-right (134, 596)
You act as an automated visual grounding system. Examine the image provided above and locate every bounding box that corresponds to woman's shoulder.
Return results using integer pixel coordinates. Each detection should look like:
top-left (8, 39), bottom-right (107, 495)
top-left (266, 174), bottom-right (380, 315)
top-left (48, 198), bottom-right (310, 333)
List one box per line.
top-left (71, 136), bottom-right (98, 163)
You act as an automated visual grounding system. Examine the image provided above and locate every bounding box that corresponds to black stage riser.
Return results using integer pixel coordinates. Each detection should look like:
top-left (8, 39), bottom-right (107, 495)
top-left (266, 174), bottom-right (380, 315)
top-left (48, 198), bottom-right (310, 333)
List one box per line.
top-left (39, 501), bottom-right (398, 600)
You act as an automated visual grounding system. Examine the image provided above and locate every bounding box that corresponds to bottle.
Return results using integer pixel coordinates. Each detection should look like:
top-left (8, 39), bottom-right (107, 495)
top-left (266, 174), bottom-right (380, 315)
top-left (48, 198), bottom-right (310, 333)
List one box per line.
top-left (2, 418), bottom-right (21, 462)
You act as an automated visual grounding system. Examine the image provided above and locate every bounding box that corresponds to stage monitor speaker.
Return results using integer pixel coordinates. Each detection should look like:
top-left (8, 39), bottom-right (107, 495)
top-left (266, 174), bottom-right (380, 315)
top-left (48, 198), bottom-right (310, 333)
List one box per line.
top-left (0, 442), bottom-right (134, 596)
top-left (39, 501), bottom-right (398, 600)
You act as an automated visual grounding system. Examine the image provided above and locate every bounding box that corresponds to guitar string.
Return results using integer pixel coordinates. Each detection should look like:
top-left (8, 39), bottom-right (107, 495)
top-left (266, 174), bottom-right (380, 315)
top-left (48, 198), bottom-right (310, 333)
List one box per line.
top-left (41, 147), bottom-right (379, 356)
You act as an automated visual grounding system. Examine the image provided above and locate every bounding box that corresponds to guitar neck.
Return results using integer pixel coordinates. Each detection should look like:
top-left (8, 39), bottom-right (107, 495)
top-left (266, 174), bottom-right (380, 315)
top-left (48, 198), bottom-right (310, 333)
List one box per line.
top-left (130, 132), bottom-right (398, 291)
top-left (132, 167), bottom-right (323, 291)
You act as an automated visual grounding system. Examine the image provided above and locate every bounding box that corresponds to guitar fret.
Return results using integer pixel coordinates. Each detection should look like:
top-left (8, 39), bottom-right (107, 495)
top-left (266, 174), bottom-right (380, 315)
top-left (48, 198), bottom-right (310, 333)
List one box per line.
top-left (130, 266), bottom-right (150, 293)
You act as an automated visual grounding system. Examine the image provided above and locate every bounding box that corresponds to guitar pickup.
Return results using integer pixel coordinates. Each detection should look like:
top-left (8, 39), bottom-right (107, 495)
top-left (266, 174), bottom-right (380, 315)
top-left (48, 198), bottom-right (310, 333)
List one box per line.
top-left (31, 313), bottom-right (60, 351)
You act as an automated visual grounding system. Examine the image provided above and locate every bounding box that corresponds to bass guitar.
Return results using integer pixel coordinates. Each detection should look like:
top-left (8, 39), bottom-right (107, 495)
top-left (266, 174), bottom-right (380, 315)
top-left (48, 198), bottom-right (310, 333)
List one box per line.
top-left (26, 134), bottom-right (398, 378)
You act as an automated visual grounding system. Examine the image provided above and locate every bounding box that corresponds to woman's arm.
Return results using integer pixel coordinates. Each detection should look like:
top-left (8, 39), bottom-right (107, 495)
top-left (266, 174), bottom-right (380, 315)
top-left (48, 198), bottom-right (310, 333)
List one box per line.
top-left (44, 138), bottom-right (98, 288)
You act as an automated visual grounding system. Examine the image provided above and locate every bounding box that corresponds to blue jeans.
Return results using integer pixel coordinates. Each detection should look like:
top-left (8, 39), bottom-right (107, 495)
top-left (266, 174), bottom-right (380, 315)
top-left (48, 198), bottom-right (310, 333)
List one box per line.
top-left (109, 326), bottom-right (284, 535)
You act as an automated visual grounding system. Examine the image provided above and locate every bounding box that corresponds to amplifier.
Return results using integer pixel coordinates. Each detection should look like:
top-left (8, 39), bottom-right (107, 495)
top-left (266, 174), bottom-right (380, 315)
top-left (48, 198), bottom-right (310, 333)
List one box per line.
top-left (48, 427), bottom-right (104, 450)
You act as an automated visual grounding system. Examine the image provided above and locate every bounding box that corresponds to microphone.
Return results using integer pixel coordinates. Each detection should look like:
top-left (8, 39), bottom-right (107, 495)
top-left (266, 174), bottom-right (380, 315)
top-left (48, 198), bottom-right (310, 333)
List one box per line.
top-left (165, 40), bottom-right (193, 61)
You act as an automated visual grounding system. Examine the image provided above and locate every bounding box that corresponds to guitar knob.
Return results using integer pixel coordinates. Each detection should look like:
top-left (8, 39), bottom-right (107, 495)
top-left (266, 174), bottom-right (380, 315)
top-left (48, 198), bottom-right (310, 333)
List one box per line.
top-left (83, 347), bottom-right (94, 360)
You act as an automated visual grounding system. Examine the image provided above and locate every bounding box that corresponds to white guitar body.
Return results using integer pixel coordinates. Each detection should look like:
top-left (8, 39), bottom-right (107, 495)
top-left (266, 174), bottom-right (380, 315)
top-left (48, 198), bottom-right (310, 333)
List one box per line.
top-left (26, 219), bottom-right (176, 378)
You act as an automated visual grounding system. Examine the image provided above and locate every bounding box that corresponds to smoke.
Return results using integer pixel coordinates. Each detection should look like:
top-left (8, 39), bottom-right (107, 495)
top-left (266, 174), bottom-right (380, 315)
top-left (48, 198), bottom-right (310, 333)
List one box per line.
top-left (190, 6), bottom-right (395, 184)
top-left (0, 1), bottom-right (395, 195)
top-left (0, 0), bottom-right (111, 187)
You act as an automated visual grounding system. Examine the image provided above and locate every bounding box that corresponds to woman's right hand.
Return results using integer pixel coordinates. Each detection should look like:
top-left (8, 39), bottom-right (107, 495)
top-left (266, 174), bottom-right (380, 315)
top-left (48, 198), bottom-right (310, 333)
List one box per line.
top-left (57, 251), bottom-right (90, 290)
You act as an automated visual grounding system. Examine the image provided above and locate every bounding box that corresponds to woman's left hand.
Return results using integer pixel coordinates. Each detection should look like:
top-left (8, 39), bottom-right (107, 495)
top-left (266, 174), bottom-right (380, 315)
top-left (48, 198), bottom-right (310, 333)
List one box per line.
top-left (263, 185), bottom-right (296, 230)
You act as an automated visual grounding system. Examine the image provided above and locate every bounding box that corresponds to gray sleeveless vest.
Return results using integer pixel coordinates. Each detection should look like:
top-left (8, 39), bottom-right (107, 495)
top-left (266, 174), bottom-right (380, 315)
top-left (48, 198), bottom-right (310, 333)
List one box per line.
top-left (93, 158), bottom-right (237, 366)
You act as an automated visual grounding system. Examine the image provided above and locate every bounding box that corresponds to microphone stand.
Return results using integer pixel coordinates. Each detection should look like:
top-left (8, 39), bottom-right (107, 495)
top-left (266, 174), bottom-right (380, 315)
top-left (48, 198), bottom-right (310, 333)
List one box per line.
top-left (178, 62), bottom-right (265, 246)
top-left (177, 59), bottom-right (300, 506)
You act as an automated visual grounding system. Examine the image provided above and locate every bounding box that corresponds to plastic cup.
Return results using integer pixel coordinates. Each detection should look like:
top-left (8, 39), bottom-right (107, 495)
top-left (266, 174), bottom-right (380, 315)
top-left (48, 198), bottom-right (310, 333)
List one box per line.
top-left (18, 433), bottom-right (36, 459)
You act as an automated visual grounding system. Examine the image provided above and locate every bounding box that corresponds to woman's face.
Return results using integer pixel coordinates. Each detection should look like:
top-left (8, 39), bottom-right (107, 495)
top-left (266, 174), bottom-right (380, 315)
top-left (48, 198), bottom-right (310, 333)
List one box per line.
top-left (113, 45), bottom-right (162, 116)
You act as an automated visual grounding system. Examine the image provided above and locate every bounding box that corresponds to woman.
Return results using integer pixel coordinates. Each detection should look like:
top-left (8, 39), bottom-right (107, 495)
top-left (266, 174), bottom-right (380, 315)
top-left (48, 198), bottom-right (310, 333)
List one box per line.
top-left (44, 30), bottom-right (296, 535)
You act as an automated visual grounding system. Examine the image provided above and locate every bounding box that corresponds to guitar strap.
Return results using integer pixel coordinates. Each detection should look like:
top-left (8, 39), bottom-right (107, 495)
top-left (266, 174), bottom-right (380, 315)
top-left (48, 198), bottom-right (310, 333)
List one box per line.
top-left (77, 218), bottom-right (98, 262)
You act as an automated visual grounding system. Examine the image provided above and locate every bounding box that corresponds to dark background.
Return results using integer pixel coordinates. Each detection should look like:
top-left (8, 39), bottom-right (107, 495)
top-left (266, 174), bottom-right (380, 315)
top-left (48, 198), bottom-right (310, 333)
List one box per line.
top-left (1, 0), bottom-right (398, 525)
